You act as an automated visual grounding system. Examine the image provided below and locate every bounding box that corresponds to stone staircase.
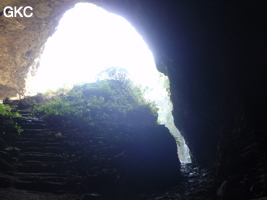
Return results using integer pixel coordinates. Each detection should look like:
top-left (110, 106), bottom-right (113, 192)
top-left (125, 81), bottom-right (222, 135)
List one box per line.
top-left (3, 111), bottom-right (78, 193)
top-left (1, 99), bottom-right (182, 198)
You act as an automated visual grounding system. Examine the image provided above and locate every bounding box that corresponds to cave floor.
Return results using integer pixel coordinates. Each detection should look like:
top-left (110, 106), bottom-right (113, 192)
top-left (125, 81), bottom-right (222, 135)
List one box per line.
top-left (0, 163), bottom-right (214, 200)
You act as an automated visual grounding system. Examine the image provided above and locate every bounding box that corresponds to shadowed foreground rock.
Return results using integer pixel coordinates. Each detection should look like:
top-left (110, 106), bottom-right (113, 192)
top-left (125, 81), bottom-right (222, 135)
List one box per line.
top-left (57, 123), bottom-right (181, 196)
top-left (0, 103), bottom-right (180, 199)
top-left (117, 125), bottom-right (181, 191)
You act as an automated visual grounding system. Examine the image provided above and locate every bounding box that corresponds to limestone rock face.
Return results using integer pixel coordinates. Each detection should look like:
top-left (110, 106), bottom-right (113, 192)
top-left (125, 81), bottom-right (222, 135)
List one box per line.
top-left (0, 0), bottom-right (83, 98)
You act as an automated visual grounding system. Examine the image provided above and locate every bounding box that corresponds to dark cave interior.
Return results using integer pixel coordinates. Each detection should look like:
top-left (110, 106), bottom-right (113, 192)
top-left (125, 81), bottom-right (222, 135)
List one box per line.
top-left (0, 1), bottom-right (267, 199)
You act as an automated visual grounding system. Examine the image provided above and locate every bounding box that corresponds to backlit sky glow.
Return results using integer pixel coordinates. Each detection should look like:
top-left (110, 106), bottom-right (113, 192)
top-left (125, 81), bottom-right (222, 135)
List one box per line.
top-left (35, 3), bottom-right (158, 92)
top-left (31, 3), bottom-right (191, 163)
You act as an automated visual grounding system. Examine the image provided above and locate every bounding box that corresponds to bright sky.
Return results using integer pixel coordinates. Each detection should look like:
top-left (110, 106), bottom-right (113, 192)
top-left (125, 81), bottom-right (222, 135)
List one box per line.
top-left (31, 3), bottom-right (191, 163)
top-left (35, 3), bottom-right (159, 92)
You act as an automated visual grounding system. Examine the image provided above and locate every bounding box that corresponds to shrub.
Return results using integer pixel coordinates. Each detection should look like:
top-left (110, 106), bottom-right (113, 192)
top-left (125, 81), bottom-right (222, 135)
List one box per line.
top-left (34, 68), bottom-right (158, 132)
top-left (0, 103), bottom-right (23, 135)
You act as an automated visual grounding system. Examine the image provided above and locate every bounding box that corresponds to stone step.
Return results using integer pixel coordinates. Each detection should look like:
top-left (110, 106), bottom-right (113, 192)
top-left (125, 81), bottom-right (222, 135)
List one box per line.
top-left (19, 153), bottom-right (66, 162)
top-left (18, 117), bottom-right (45, 122)
top-left (14, 180), bottom-right (68, 192)
top-left (15, 142), bottom-right (57, 148)
top-left (17, 174), bottom-right (73, 183)
top-left (3, 101), bottom-right (19, 110)
top-left (16, 135), bottom-right (57, 141)
top-left (18, 109), bottom-right (32, 113)
top-left (18, 133), bottom-right (56, 139)
top-left (22, 147), bottom-right (65, 154)
top-left (17, 117), bottom-right (45, 123)
top-left (19, 131), bottom-right (54, 135)
top-left (14, 141), bottom-right (61, 148)
top-left (0, 154), bottom-right (19, 164)
top-left (15, 172), bottom-right (70, 182)
top-left (22, 128), bottom-right (51, 133)
top-left (0, 151), bottom-right (13, 162)
top-left (16, 138), bottom-right (57, 143)
top-left (12, 172), bottom-right (74, 182)
top-left (21, 160), bottom-right (67, 165)
top-left (19, 123), bottom-right (47, 129)
top-left (19, 113), bottom-right (34, 118)
top-left (17, 163), bottom-right (67, 173)
top-left (13, 172), bottom-right (72, 178)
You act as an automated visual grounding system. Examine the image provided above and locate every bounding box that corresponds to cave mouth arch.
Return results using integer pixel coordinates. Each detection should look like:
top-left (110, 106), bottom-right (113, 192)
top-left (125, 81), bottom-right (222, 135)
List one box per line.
top-left (25, 2), bottom-right (191, 163)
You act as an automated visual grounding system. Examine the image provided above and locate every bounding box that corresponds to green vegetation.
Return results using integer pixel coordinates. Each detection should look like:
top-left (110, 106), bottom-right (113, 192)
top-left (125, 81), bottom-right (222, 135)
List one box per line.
top-left (55, 132), bottom-right (63, 137)
top-left (0, 104), bottom-right (20, 117)
top-left (34, 67), bottom-right (159, 132)
top-left (43, 83), bottom-right (72, 96)
top-left (0, 103), bottom-right (23, 135)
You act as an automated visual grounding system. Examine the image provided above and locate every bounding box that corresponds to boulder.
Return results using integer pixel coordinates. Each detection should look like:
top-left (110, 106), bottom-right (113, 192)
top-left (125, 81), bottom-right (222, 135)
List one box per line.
top-left (116, 125), bottom-right (181, 191)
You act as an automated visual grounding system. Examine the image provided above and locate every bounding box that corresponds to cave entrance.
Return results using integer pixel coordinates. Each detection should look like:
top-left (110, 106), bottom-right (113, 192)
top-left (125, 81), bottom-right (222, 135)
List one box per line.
top-left (26, 3), bottom-right (191, 163)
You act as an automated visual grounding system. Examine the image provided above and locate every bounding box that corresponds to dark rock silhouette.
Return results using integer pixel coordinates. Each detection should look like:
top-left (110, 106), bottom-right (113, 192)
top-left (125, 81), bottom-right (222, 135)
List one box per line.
top-left (0, 101), bottom-right (180, 199)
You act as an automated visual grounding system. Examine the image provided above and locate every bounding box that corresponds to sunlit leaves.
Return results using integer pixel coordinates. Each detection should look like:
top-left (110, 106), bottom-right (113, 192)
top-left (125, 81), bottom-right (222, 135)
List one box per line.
top-left (34, 71), bottom-right (158, 131)
top-left (0, 103), bottom-right (23, 134)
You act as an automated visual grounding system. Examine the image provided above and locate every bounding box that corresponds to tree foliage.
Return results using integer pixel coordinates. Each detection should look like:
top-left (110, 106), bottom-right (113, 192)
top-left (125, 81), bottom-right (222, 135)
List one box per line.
top-left (97, 66), bottom-right (129, 83)
top-left (34, 67), bottom-right (159, 132)
top-left (0, 103), bottom-right (23, 135)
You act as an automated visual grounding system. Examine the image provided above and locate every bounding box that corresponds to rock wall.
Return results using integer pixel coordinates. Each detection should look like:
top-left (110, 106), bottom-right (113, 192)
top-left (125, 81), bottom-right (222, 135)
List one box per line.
top-left (0, 0), bottom-right (84, 97)
top-left (1, 0), bottom-right (266, 172)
